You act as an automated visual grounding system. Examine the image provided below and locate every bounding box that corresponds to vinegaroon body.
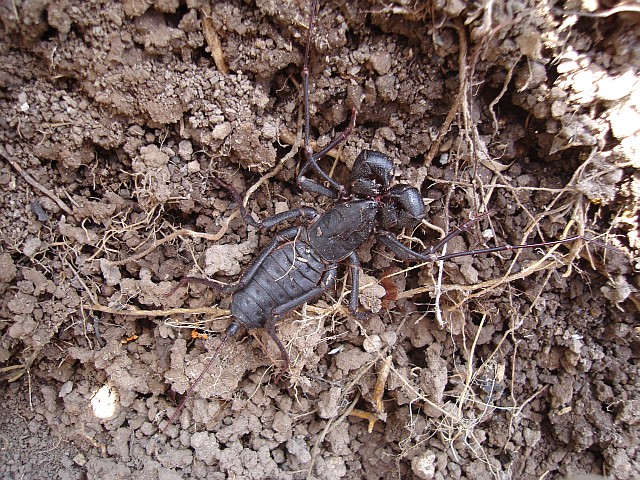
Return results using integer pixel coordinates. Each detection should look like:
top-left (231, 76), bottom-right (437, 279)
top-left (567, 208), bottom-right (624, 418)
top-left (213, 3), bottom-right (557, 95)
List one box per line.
top-left (164, 0), bottom-right (584, 428)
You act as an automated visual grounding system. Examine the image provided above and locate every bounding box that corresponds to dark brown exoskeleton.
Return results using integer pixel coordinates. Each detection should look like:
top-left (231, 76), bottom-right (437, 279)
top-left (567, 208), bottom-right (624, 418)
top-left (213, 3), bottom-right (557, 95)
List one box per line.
top-left (163, 0), bottom-right (585, 429)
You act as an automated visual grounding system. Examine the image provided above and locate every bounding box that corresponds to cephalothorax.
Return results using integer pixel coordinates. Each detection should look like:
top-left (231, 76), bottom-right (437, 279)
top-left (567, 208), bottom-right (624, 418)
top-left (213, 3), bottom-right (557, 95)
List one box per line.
top-left (164, 0), bottom-right (583, 428)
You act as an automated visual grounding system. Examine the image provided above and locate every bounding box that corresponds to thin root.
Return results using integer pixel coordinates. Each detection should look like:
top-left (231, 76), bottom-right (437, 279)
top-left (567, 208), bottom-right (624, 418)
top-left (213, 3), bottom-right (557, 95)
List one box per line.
top-left (106, 221), bottom-right (237, 267)
top-left (85, 303), bottom-right (228, 318)
top-left (349, 408), bottom-right (379, 433)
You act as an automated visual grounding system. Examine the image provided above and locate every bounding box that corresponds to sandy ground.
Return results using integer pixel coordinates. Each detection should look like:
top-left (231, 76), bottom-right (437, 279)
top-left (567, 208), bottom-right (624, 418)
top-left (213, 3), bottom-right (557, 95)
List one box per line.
top-left (0, 0), bottom-right (638, 479)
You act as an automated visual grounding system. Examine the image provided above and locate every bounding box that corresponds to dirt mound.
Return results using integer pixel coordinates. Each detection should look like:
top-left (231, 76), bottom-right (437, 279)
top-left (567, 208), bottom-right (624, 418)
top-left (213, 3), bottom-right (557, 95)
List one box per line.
top-left (1, 1), bottom-right (638, 479)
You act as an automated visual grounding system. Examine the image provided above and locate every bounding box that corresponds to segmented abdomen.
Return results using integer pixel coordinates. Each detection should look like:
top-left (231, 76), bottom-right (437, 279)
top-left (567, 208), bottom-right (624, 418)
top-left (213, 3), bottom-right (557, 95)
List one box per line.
top-left (231, 241), bottom-right (325, 330)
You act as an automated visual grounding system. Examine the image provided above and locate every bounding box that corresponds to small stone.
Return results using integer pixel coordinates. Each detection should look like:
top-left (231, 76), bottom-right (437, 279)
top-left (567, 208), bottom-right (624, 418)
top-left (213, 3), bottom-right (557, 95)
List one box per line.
top-left (597, 70), bottom-right (638, 101)
top-left (411, 451), bottom-right (436, 480)
top-left (59, 381), bottom-right (74, 397)
top-left (100, 259), bottom-right (122, 286)
top-left (523, 427), bottom-right (541, 447)
top-left (549, 379), bottom-right (574, 408)
top-left (369, 51), bottom-right (392, 75)
top-left (442, 0), bottom-right (465, 16)
top-left (517, 32), bottom-right (542, 59)
top-left (211, 122), bottom-right (232, 140)
top-left (178, 140), bottom-right (193, 160)
top-left (17, 92), bottom-right (29, 111)
top-left (532, 101), bottom-right (550, 119)
top-left (380, 331), bottom-right (397, 347)
top-left (274, 201), bottom-right (288, 214)
top-left (272, 411), bottom-right (292, 434)
top-left (128, 125), bottom-right (144, 136)
top-left (140, 421), bottom-right (156, 436)
top-left (571, 72), bottom-right (596, 99)
top-left (375, 75), bottom-right (397, 102)
top-left (609, 105), bottom-right (640, 139)
top-left (557, 59), bottom-right (579, 74)
top-left (601, 275), bottom-right (635, 305)
top-left (0, 253), bottom-right (17, 283)
top-left (358, 271), bottom-right (386, 313)
top-left (515, 61), bottom-right (547, 90)
top-left (261, 122), bottom-right (277, 140)
top-left (378, 126), bottom-right (396, 142)
top-left (615, 136), bottom-right (640, 168)
top-left (22, 236), bottom-right (41, 257)
top-left (286, 437), bottom-right (312, 463)
top-left (363, 335), bottom-right (383, 353)
top-left (317, 387), bottom-right (342, 419)
top-left (140, 144), bottom-right (170, 168)
top-left (551, 100), bottom-right (567, 118)
top-left (187, 160), bottom-right (200, 173)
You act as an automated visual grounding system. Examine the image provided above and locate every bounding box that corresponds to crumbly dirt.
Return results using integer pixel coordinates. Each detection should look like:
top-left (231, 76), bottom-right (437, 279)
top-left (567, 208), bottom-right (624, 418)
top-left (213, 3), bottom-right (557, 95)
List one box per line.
top-left (1, 0), bottom-right (639, 479)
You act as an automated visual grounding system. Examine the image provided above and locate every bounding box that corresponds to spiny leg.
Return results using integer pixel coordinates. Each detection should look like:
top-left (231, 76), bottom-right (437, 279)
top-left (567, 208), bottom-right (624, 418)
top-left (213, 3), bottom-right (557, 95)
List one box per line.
top-left (376, 214), bottom-right (490, 262)
top-left (433, 235), bottom-right (586, 262)
top-left (211, 176), bottom-right (319, 229)
top-left (296, 0), bottom-right (355, 199)
top-left (264, 320), bottom-right (290, 372)
top-left (377, 214), bottom-right (586, 263)
top-left (346, 252), bottom-right (372, 320)
top-left (297, 109), bottom-right (356, 198)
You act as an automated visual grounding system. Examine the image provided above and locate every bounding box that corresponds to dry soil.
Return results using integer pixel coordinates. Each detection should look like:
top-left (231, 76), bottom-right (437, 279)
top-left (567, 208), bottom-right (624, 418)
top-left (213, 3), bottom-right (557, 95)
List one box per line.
top-left (0, 1), bottom-right (638, 479)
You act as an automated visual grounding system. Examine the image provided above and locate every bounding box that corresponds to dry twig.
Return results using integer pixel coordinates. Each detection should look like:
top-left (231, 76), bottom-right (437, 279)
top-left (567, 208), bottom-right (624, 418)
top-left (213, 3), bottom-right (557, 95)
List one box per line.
top-left (0, 145), bottom-right (73, 216)
top-left (201, 6), bottom-right (229, 74)
top-left (85, 303), bottom-right (228, 318)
